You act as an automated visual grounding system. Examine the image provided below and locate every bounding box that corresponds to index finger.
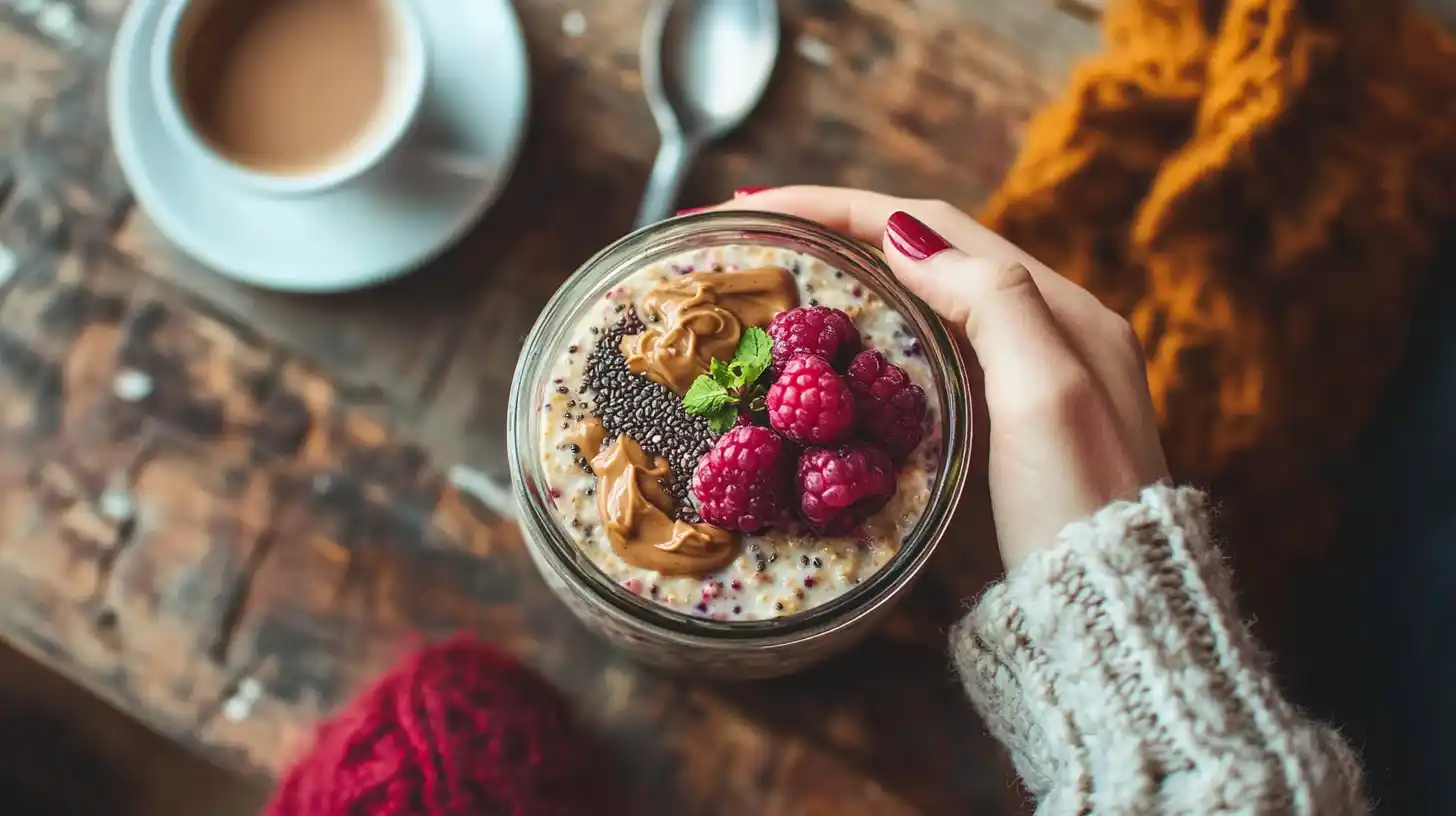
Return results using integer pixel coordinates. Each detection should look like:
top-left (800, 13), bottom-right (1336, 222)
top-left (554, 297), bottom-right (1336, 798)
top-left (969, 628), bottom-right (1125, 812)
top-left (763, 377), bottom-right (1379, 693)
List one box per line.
top-left (713, 186), bottom-right (1060, 282)
top-left (713, 186), bottom-right (906, 244)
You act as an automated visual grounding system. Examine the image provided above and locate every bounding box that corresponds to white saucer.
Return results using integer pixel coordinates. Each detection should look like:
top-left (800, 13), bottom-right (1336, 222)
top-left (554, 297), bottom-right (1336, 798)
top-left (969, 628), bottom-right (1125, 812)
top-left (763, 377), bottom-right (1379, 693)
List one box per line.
top-left (108, 0), bottom-right (530, 293)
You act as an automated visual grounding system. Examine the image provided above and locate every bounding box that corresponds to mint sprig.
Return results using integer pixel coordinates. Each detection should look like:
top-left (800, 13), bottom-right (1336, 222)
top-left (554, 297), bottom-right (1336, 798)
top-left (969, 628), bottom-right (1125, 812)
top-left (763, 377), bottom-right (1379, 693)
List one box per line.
top-left (682, 326), bottom-right (774, 432)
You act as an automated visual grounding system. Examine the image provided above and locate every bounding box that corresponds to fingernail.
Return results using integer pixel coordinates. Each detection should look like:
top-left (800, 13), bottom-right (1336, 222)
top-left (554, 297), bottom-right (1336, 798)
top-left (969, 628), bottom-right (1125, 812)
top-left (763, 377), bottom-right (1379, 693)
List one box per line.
top-left (886, 211), bottom-right (951, 261)
top-left (676, 207), bottom-right (708, 216)
top-left (734, 186), bottom-right (771, 197)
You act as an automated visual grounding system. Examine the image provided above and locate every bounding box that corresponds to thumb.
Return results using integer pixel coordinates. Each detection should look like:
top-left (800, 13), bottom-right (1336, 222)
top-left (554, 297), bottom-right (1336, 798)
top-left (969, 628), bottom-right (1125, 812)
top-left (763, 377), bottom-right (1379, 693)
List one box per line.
top-left (883, 211), bottom-right (1080, 387)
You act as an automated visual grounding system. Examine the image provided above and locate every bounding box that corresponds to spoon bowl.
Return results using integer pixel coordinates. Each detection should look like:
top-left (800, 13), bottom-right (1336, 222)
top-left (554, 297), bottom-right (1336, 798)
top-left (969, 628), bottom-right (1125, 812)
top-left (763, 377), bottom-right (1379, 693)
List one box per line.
top-left (635, 0), bottom-right (780, 228)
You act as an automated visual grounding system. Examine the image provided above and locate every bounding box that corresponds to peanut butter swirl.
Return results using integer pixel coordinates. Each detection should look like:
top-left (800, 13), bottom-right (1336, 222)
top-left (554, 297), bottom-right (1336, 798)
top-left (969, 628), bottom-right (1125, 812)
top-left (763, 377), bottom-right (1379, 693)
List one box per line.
top-left (589, 434), bottom-right (737, 575)
top-left (620, 266), bottom-right (798, 394)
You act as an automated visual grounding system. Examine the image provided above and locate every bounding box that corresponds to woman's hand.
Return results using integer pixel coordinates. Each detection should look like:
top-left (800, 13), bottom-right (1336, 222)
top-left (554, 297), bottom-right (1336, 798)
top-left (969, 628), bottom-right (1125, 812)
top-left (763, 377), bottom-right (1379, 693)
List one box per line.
top-left (712, 187), bottom-right (1169, 568)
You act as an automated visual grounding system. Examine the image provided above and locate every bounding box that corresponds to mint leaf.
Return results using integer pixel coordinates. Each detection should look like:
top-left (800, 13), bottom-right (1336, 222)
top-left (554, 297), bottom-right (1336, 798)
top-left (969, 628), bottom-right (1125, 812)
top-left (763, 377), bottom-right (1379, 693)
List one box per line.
top-left (709, 358), bottom-right (736, 389)
top-left (703, 406), bottom-right (739, 433)
top-left (682, 328), bottom-right (775, 434)
top-left (683, 375), bottom-right (734, 416)
top-left (686, 375), bottom-right (739, 431)
top-left (729, 326), bottom-right (773, 386)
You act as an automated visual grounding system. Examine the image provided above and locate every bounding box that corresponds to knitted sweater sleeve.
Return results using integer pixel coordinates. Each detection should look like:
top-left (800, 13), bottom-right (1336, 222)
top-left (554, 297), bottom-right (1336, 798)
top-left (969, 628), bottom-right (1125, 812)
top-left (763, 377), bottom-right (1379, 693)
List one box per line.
top-left (951, 485), bottom-right (1369, 814)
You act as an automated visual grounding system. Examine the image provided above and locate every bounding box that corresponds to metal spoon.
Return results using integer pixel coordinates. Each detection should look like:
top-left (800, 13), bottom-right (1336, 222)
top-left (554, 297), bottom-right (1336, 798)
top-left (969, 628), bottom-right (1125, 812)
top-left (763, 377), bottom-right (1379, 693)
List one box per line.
top-left (634, 0), bottom-right (780, 229)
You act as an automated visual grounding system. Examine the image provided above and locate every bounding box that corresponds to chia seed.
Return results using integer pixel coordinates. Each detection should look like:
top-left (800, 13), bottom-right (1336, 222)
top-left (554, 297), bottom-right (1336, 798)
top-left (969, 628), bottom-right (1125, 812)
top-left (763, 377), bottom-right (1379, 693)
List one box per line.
top-left (582, 312), bottom-right (720, 519)
top-left (812, 556), bottom-right (823, 568)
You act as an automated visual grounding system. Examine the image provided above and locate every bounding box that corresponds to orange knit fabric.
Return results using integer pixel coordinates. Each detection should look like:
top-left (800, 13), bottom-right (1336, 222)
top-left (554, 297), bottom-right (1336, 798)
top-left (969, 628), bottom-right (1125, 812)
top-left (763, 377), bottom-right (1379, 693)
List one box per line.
top-left (982, 0), bottom-right (1456, 626)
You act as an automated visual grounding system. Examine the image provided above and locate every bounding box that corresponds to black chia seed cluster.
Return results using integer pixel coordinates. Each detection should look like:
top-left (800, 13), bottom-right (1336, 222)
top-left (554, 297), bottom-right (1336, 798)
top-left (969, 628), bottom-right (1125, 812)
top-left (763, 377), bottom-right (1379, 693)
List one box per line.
top-left (581, 312), bottom-right (719, 521)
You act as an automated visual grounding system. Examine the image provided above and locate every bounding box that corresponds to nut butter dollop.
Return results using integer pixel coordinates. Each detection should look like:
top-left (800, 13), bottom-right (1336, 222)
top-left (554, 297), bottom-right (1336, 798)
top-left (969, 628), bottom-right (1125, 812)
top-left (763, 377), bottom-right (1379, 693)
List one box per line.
top-left (590, 434), bottom-right (737, 575)
top-left (621, 266), bottom-right (798, 394)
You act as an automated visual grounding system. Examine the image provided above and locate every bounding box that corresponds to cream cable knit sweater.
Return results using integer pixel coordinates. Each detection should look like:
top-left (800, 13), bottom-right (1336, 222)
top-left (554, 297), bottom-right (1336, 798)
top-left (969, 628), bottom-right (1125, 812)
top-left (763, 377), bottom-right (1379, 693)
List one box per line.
top-left (952, 485), bottom-right (1369, 814)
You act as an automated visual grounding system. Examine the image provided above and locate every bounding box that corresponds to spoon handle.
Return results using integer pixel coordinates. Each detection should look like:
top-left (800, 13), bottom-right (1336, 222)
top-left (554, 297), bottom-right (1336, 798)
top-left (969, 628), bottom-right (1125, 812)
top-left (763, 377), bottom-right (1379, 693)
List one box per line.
top-left (634, 136), bottom-right (699, 230)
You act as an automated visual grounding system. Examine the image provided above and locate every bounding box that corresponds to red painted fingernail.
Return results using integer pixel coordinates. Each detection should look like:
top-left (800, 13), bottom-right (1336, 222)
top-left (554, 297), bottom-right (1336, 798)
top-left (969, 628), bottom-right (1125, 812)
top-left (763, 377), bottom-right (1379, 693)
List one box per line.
top-left (734, 186), bottom-right (771, 197)
top-left (886, 211), bottom-right (951, 261)
top-left (676, 207), bottom-right (708, 216)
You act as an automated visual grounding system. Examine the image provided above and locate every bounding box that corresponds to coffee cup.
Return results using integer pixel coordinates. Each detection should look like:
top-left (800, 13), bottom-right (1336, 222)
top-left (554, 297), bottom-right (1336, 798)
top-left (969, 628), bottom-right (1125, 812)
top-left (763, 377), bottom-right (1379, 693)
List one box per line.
top-left (151, 0), bottom-right (428, 197)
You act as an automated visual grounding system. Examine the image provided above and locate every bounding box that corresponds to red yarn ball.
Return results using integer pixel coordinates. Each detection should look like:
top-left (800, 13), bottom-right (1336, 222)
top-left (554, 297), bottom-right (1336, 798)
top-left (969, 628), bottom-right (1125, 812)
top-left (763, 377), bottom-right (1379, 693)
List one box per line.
top-left (263, 636), bottom-right (622, 816)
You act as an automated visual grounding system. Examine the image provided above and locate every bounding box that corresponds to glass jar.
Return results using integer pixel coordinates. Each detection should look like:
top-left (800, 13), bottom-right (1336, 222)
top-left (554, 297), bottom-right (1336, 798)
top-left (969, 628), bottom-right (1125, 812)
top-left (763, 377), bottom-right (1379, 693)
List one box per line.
top-left (506, 211), bottom-right (972, 679)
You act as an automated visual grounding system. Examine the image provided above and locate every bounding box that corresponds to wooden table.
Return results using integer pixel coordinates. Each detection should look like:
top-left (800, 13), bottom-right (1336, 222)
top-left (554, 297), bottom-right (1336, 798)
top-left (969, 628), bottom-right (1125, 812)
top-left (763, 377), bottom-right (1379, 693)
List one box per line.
top-left (0, 1), bottom-right (1103, 812)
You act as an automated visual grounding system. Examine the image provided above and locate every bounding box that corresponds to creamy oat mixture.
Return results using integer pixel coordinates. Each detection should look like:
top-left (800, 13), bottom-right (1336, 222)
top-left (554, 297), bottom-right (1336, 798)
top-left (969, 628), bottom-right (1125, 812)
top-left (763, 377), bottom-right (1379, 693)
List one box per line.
top-left (537, 244), bottom-right (940, 620)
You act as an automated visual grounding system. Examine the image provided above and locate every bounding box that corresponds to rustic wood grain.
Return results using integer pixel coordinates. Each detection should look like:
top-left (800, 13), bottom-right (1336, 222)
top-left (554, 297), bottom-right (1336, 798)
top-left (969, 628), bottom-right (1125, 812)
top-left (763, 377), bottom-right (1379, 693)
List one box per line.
top-left (0, 0), bottom-right (1095, 812)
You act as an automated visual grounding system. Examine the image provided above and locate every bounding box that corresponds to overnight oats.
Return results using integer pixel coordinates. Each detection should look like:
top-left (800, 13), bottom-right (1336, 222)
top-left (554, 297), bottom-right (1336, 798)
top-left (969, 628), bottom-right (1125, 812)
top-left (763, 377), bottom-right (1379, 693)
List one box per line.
top-left (539, 245), bottom-right (940, 620)
top-left (509, 212), bottom-right (971, 677)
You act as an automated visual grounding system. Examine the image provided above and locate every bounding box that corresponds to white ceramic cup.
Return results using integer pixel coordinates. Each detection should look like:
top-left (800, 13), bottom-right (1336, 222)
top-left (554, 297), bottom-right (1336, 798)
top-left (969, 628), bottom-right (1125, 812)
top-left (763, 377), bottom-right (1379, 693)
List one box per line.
top-left (150, 0), bottom-right (428, 197)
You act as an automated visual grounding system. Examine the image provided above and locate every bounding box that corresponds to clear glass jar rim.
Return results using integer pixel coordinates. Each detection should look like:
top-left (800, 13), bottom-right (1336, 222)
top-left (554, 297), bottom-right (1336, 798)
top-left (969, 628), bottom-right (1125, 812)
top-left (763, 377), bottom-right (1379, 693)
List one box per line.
top-left (506, 211), bottom-right (973, 644)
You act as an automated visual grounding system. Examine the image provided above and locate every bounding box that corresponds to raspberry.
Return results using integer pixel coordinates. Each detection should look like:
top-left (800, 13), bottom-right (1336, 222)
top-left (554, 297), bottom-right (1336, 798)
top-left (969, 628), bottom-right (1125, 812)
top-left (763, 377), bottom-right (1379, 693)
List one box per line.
top-left (766, 354), bottom-right (856, 444)
top-left (768, 307), bottom-right (861, 370)
top-left (691, 426), bottom-right (791, 533)
top-left (845, 350), bottom-right (927, 463)
top-left (796, 444), bottom-right (897, 534)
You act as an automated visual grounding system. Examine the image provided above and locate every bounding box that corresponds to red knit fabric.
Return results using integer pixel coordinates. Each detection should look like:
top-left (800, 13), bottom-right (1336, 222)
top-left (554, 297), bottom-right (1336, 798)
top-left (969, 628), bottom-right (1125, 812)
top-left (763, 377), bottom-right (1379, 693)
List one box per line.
top-left (262, 636), bottom-right (621, 816)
